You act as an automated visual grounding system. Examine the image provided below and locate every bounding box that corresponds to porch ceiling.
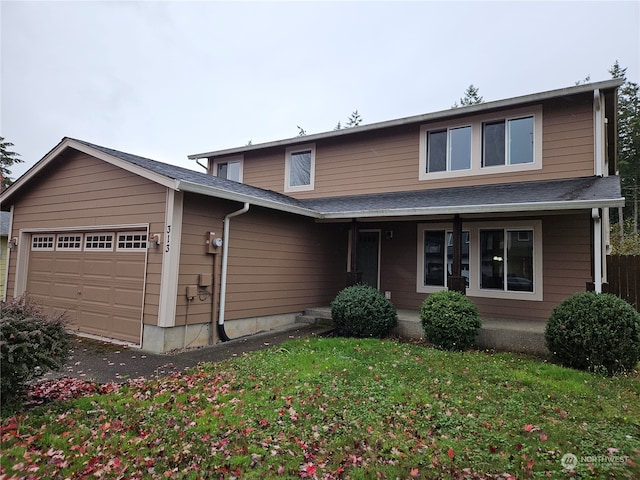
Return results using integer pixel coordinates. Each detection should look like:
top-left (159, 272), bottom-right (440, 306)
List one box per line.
top-left (301, 176), bottom-right (624, 219)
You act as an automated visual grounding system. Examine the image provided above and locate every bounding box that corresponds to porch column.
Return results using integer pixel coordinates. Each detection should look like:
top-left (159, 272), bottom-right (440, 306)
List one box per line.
top-left (347, 219), bottom-right (360, 285)
top-left (448, 214), bottom-right (466, 294)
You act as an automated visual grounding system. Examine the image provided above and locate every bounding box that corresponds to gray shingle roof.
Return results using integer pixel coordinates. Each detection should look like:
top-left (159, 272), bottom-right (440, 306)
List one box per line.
top-left (75, 139), bottom-right (623, 218)
top-left (71, 139), bottom-right (310, 212)
top-left (300, 176), bottom-right (623, 217)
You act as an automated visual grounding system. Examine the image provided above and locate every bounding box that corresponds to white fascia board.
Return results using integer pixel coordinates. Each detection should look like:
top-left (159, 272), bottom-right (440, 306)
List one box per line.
top-left (188, 79), bottom-right (624, 160)
top-left (318, 197), bottom-right (626, 219)
top-left (175, 180), bottom-right (322, 218)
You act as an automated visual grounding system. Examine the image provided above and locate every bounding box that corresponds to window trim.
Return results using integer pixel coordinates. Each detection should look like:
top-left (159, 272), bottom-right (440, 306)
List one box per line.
top-left (31, 235), bottom-right (55, 251)
top-left (56, 233), bottom-right (83, 251)
top-left (419, 105), bottom-right (542, 181)
top-left (417, 220), bottom-right (543, 301)
top-left (284, 143), bottom-right (316, 193)
top-left (212, 155), bottom-right (244, 183)
top-left (84, 232), bottom-right (115, 251)
top-left (116, 231), bottom-right (148, 252)
top-left (426, 125), bottom-right (473, 174)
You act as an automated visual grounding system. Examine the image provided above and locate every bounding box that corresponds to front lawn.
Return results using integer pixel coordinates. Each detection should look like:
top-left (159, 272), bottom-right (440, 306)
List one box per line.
top-left (1, 337), bottom-right (639, 479)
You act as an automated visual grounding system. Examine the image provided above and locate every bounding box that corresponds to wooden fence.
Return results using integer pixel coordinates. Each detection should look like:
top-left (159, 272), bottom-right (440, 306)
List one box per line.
top-left (606, 255), bottom-right (640, 311)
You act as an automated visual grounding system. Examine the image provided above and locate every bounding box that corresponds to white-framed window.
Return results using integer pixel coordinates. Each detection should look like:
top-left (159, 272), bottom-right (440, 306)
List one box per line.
top-left (213, 156), bottom-right (243, 182)
top-left (85, 233), bottom-right (115, 251)
top-left (426, 125), bottom-right (472, 173)
top-left (483, 116), bottom-right (534, 167)
top-left (419, 105), bottom-right (542, 181)
top-left (116, 232), bottom-right (148, 251)
top-left (56, 233), bottom-right (83, 251)
top-left (285, 144), bottom-right (315, 192)
top-left (420, 228), bottom-right (470, 291)
top-left (417, 220), bottom-right (543, 300)
top-left (31, 235), bottom-right (55, 251)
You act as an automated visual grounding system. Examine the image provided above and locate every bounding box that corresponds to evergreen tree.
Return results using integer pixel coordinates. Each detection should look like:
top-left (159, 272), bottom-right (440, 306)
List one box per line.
top-left (1, 137), bottom-right (23, 191)
top-left (610, 61), bottom-right (640, 234)
top-left (345, 110), bottom-right (362, 128)
top-left (453, 85), bottom-right (483, 108)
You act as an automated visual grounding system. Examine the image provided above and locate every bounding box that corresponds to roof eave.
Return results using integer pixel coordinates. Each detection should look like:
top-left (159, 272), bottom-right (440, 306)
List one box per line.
top-left (317, 197), bottom-right (626, 219)
top-left (188, 79), bottom-right (624, 160)
top-left (176, 180), bottom-right (322, 218)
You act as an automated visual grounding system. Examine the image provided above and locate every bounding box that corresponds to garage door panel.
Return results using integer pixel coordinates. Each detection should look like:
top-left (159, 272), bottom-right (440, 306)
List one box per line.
top-left (26, 232), bottom-right (145, 344)
top-left (83, 258), bottom-right (114, 277)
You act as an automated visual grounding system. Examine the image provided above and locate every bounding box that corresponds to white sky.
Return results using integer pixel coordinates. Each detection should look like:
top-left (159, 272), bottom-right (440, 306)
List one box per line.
top-left (1, 0), bottom-right (639, 180)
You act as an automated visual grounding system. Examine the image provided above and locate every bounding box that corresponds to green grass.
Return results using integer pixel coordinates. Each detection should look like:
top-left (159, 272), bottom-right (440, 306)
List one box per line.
top-left (1, 337), bottom-right (639, 479)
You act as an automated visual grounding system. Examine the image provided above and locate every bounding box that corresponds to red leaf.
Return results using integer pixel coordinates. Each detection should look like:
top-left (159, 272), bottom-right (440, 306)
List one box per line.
top-left (489, 445), bottom-right (497, 454)
top-left (539, 432), bottom-right (548, 442)
top-left (524, 424), bottom-right (534, 432)
top-left (410, 467), bottom-right (420, 477)
top-left (447, 448), bottom-right (455, 459)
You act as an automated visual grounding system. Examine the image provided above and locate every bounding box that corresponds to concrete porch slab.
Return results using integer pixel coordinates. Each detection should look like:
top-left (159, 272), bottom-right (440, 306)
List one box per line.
top-left (299, 306), bottom-right (549, 355)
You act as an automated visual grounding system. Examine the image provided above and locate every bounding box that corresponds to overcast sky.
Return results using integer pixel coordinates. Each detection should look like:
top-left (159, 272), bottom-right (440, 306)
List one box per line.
top-left (2, 0), bottom-right (639, 180)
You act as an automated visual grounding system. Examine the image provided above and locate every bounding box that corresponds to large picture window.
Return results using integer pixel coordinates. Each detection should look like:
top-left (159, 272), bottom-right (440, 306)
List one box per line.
top-left (480, 229), bottom-right (534, 292)
top-left (417, 221), bottom-right (541, 299)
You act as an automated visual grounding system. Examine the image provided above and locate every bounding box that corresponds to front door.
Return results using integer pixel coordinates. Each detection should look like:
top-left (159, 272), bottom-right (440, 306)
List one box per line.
top-left (357, 230), bottom-right (380, 289)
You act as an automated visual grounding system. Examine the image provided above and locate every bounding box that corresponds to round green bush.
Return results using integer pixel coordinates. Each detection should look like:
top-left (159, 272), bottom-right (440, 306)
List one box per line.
top-left (330, 284), bottom-right (397, 338)
top-left (420, 290), bottom-right (481, 350)
top-left (0, 296), bottom-right (71, 406)
top-left (545, 292), bottom-right (640, 375)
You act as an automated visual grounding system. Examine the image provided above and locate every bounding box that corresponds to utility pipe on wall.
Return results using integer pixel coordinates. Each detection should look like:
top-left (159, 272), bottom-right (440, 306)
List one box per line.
top-left (217, 202), bottom-right (250, 342)
top-left (592, 207), bottom-right (602, 293)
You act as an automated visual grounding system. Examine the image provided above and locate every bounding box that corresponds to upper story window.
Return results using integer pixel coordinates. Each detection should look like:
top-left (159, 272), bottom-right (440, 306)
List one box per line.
top-left (483, 116), bottom-right (534, 167)
top-left (285, 144), bottom-right (315, 192)
top-left (213, 156), bottom-right (243, 183)
top-left (427, 126), bottom-right (472, 173)
top-left (419, 106), bottom-right (542, 181)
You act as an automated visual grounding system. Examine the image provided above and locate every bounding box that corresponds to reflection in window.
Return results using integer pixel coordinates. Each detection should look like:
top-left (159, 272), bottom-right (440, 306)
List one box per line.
top-left (289, 150), bottom-right (312, 187)
top-left (483, 116), bottom-right (534, 167)
top-left (424, 230), bottom-right (470, 287)
top-left (427, 126), bottom-right (471, 173)
top-left (217, 160), bottom-right (241, 182)
top-left (481, 229), bottom-right (533, 292)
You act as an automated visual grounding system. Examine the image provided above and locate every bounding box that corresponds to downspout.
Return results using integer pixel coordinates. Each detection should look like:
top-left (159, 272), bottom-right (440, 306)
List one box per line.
top-left (218, 202), bottom-right (250, 342)
top-left (195, 158), bottom-right (208, 172)
top-left (592, 208), bottom-right (602, 293)
top-left (594, 89), bottom-right (603, 177)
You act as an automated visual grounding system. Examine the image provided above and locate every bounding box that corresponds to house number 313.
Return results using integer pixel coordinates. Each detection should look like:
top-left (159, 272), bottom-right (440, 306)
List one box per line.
top-left (165, 225), bottom-right (171, 253)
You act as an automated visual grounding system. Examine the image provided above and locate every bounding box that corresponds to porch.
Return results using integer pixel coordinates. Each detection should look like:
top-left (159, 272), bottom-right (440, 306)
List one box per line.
top-left (296, 307), bottom-right (547, 355)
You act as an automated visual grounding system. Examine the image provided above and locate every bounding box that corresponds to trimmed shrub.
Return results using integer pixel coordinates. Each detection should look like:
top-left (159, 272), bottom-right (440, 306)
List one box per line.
top-left (330, 284), bottom-right (397, 338)
top-left (1, 296), bottom-right (71, 406)
top-left (545, 292), bottom-right (640, 375)
top-left (420, 290), bottom-right (481, 350)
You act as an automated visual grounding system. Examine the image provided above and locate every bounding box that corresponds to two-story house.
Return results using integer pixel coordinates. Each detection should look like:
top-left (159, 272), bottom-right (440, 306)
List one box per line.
top-left (0, 79), bottom-right (624, 353)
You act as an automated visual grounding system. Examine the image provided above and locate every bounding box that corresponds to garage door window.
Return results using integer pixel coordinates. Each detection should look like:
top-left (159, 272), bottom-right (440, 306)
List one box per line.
top-left (32, 235), bottom-right (55, 251)
top-left (117, 232), bottom-right (148, 251)
top-left (85, 233), bottom-right (114, 251)
top-left (57, 234), bottom-right (83, 251)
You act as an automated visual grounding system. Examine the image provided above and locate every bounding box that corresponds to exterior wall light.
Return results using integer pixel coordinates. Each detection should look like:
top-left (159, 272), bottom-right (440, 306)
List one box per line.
top-left (147, 233), bottom-right (161, 249)
top-left (7, 237), bottom-right (18, 249)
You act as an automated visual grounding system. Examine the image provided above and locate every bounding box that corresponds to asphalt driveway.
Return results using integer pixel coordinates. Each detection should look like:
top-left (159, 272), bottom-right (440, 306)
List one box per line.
top-left (44, 323), bottom-right (331, 384)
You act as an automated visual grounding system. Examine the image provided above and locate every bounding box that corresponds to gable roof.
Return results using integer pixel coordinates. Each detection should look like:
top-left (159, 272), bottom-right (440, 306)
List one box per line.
top-left (188, 78), bottom-right (623, 160)
top-left (0, 137), bottom-right (624, 221)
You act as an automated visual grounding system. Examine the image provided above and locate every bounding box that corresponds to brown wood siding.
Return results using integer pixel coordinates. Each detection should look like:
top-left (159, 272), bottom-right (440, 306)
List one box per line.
top-left (178, 195), bottom-right (347, 326)
top-left (377, 212), bottom-right (592, 323)
top-left (234, 95), bottom-right (595, 199)
top-left (5, 149), bottom-right (167, 329)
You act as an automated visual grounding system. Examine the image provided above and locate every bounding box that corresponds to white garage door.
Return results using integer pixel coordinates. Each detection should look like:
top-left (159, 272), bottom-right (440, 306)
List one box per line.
top-left (26, 231), bottom-right (147, 344)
